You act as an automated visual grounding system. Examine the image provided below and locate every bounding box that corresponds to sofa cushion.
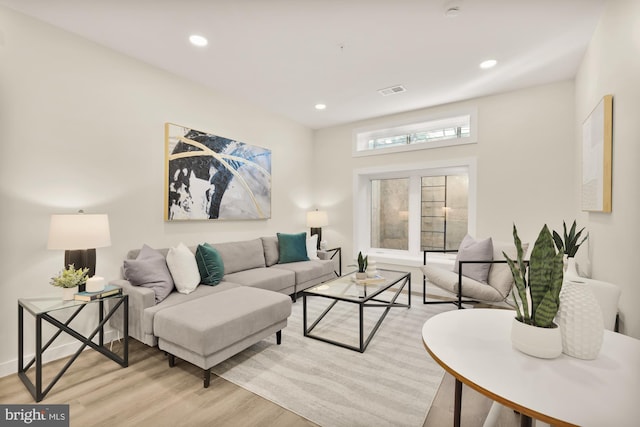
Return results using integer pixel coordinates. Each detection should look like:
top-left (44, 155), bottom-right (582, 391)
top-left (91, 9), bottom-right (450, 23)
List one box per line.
top-left (195, 243), bottom-right (225, 286)
top-left (123, 244), bottom-right (174, 304)
top-left (211, 239), bottom-right (266, 274)
top-left (422, 265), bottom-right (503, 302)
top-left (142, 281), bottom-right (242, 338)
top-left (153, 287), bottom-right (292, 357)
top-left (166, 243), bottom-right (200, 294)
top-left (277, 232), bottom-right (309, 264)
top-left (453, 235), bottom-right (493, 283)
top-left (271, 259), bottom-right (335, 285)
top-left (223, 267), bottom-right (295, 293)
top-left (261, 236), bottom-right (280, 267)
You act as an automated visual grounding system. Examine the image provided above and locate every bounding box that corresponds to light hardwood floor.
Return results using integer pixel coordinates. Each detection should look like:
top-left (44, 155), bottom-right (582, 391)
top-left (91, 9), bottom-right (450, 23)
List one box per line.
top-left (1, 340), bottom-right (524, 426)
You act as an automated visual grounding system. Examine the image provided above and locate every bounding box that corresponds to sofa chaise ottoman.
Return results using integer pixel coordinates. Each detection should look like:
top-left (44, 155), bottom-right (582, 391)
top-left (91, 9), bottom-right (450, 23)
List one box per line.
top-left (153, 286), bottom-right (292, 387)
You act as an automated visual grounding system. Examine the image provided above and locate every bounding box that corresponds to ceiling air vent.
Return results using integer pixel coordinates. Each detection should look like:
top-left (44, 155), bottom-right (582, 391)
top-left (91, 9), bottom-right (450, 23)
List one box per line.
top-left (378, 85), bottom-right (406, 96)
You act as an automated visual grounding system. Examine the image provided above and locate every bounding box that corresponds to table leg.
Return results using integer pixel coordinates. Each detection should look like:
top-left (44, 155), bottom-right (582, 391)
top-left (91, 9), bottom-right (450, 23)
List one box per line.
top-left (359, 303), bottom-right (364, 352)
top-left (35, 314), bottom-right (42, 402)
top-left (99, 299), bottom-right (104, 347)
top-left (303, 294), bottom-right (307, 336)
top-left (454, 378), bottom-right (462, 427)
top-left (18, 305), bottom-right (23, 377)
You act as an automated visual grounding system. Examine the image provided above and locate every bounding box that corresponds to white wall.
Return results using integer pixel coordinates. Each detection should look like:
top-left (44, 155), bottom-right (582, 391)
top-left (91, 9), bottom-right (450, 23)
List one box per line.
top-left (313, 81), bottom-right (577, 267)
top-left (574, 0), bottom-right (640, 338)
top-left (0, 7), bottom-right (314, 374)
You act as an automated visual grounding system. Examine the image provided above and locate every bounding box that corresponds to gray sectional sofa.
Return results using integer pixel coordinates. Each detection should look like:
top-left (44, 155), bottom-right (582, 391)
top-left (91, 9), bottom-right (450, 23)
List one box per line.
top-left (109, 236), bottom-right (339, 347)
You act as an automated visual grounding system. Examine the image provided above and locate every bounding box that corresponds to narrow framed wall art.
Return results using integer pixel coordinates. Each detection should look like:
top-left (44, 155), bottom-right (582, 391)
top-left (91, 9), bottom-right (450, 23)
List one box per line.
top-left (165, 123), bottom-right (271, 221)
top-left (581, 94), bottom-right (613, 213)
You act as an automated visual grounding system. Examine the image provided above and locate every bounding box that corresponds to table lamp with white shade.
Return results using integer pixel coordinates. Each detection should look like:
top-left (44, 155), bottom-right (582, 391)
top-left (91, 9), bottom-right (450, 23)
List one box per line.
top-left (47, 211), bottom-right (111, 292)
top-left (306, 210), bottom-right (328, 250)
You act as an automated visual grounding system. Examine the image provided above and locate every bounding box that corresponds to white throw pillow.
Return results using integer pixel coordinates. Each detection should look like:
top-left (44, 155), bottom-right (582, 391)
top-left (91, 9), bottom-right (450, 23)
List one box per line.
top-left (166, 243), bottom-right (200, 294)
top-left (306, 234), bottom-right (319, 260)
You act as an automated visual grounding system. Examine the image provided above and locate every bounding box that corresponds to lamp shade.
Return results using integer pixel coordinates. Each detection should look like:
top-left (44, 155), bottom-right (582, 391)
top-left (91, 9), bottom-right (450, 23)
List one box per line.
top-left (306, 210), bottom-right (328, 228)
top-left (47, 214), bottom-right (111, 250)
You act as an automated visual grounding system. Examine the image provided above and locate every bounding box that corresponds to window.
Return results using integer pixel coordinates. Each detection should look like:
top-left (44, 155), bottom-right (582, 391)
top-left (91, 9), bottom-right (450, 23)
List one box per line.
top-left (353, 108), bottom-right (477, 157)
top-left (354, 160), bottom-right (476, 264)
top-left (371, 178), bottom-right (409, 250)
top-left (420, 175), bottom-right (468, 251)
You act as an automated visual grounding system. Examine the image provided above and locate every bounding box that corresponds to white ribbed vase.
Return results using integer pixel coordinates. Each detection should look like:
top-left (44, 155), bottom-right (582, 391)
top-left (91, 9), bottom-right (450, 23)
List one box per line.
top-left (555, 280), bottom-right (604, 360)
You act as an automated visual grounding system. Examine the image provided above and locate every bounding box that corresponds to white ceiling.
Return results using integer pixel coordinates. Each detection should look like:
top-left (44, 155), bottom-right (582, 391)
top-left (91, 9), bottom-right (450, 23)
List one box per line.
top-left (1, 0), bottom-right (606, 129)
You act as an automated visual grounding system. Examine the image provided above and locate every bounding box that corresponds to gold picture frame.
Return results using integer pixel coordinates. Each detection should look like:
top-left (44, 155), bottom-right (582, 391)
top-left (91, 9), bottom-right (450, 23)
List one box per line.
top-left (581, 95), bottom-right (613, 213)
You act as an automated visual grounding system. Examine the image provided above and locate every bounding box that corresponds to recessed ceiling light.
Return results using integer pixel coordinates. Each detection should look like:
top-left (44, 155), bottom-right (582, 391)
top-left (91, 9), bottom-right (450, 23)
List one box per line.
top-left (480, 59), bottom-right (497, 69)
top-left (189, 34), bottom-right (208, 47)
top-left (315, 104), bottom-right (327, 110)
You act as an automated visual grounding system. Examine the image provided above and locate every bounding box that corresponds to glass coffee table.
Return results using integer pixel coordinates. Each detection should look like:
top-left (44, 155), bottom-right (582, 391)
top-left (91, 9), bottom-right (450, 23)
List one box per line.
top-left (302, 269), bottom-right (410, 352)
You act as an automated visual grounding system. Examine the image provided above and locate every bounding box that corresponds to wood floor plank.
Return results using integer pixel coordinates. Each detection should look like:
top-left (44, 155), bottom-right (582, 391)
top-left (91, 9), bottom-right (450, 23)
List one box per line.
top-left (1, 334), bottom-right (521, 426)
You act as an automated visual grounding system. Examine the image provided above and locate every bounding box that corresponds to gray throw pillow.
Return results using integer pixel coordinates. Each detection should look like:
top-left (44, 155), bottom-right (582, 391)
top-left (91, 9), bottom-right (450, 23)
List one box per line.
top-left (261, 236), bottom-right (280, 267)
top-left (123, 244), bottom-right (174, 303)
top-left (453, 235), bottom-right (493, 283)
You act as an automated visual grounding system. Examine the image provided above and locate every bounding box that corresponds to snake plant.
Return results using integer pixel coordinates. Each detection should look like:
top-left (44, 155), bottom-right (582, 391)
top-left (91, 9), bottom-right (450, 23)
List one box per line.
top-left (357, 251), bottom-right (368, 273)
top-left (552, 220), bottom-right (588, 257)
top-left (503, 224), bottom-right (564, 328)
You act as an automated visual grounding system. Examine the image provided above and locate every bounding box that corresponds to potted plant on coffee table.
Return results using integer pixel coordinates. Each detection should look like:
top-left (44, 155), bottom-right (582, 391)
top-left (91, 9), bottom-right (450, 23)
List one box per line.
top-left (503, 224), bottom-right (564, 359)
top-left (355, 251), bottom-right (368, 280)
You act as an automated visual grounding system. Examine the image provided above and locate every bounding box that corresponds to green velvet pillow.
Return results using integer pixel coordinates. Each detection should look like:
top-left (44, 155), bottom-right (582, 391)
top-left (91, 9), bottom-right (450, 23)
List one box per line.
top-left (277, 232), bottom-right (309, 264)
top-left (195, 243), bottom-right (225, 285)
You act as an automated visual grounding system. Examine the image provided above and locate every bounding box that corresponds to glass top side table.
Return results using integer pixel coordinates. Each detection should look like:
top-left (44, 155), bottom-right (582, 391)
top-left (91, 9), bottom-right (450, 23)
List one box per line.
top-left (18, 293), bottom-right (129, 402)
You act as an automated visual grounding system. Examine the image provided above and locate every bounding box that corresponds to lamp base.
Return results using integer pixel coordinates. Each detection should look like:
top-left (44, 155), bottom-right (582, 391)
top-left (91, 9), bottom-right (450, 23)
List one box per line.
top-left (310, 228), bottom-right (322, 250)
top-left (64, 249), bottom-right (96, 292)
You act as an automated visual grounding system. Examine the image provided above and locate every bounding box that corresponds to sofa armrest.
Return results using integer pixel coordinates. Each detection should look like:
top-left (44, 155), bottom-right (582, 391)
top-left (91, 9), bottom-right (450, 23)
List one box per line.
top-left (107, 279), bottom-right (156, 342)
top-left (318, 247), bottom-right (341, 276)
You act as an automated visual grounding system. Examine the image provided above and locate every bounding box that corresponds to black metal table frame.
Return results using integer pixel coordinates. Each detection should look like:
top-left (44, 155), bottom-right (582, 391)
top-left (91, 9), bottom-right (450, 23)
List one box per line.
top-left (324, 247), bottom-right (342, 277)
top-left (302, 271), bottom-right (410, 353)
top-left (18, 295), bottom-right (129, 402)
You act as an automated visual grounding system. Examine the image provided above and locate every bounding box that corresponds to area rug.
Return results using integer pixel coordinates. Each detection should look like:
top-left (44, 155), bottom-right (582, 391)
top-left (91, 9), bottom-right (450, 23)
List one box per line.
top-left (211, 292), bottom-right (452, 427)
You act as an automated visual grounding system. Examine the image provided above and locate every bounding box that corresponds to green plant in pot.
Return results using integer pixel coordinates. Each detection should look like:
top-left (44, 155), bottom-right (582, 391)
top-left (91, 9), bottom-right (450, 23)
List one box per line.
top-left (552, 220), bottom-right (588, 258)
top-left (51, 264), bottom-right (89, 300)
top-left (503, 224), bottom-right (564, 358)
top-left (356, 251), bottom-right (368, 279)
top-left (552, 220), bottom-right (588, 278)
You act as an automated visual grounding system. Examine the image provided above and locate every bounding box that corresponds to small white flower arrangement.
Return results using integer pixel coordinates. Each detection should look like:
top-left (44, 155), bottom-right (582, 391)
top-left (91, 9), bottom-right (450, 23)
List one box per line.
top-left (50, 264), bottom-right (89, 288)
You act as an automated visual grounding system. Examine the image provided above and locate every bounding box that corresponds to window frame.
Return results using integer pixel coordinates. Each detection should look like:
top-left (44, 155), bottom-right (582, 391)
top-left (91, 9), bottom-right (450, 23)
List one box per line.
top-left (353, 158), bottom-right (477, 266)
top-left (352, 107), bottom-right (478, 157)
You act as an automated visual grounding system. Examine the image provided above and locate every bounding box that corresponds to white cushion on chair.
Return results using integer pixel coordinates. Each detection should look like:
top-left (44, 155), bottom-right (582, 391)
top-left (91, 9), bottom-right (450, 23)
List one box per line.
top-left (422, 265), bottom-right (504, 302)
top-left (489, 241), bottom-right (529, 299)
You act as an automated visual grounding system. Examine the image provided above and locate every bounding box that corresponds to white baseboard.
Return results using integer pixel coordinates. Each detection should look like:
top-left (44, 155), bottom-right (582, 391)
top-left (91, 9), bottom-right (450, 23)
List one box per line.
top-left (0, 329), bottom-right (121, 379)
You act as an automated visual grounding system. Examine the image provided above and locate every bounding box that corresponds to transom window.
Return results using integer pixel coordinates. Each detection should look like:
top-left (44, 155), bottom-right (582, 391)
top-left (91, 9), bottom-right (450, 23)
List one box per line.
top-left (353, 109), bottom-right (477, 156)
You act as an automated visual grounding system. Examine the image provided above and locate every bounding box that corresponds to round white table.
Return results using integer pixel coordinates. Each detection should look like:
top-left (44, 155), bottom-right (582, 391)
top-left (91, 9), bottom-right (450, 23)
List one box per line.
top-left (422, 309), bottom-right (640, 427)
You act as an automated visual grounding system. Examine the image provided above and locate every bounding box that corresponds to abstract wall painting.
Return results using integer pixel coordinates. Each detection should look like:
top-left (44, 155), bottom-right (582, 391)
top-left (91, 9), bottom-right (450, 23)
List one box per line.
top-left (165, 123), bottom-right (271, 221)
top-left (581, 95), bottom-right (613, 213)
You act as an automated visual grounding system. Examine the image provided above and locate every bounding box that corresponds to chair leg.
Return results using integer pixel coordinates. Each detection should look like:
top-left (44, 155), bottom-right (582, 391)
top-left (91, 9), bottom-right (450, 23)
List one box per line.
top-left (276, 330), bottom-right (282, 345)
top-left (168, 354), bottom-right (175, 367)
top-left (203, 368), bottom-right (211, 388)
